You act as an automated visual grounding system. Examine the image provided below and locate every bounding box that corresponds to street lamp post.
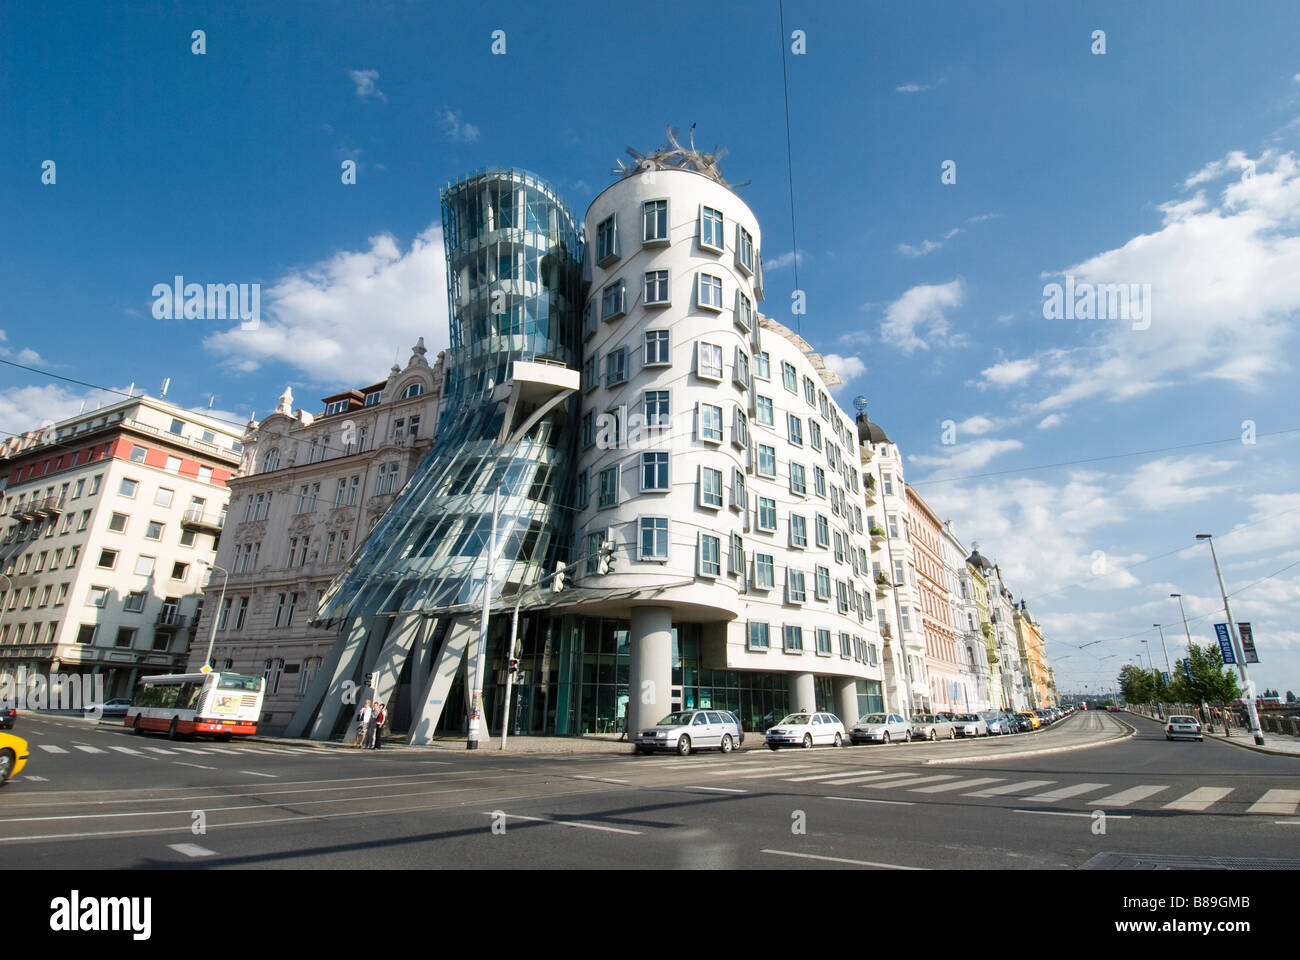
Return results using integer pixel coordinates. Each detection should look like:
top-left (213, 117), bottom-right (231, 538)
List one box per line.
top-left (1196, 534), bottom-right (1264, 746)
top-left (197, 561), bottom-right (229, 672)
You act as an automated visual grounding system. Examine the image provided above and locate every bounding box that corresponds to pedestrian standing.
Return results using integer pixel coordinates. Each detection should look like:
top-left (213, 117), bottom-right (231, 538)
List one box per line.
top-left (354, 699), bottom-right (372, 748)
top-left (371, 701), bottom-right (387, 750)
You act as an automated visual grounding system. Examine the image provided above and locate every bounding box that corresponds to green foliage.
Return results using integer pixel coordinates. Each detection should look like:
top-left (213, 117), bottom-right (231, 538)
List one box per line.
top-left (1167, 643), bottom-right (1241, 705)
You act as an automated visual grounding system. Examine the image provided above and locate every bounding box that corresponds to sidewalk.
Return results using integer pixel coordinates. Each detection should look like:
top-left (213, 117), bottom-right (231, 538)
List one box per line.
top-left (1127, 709), bottom-right (1300, 758)
top-left (256, 731), bottom-right (642, 755)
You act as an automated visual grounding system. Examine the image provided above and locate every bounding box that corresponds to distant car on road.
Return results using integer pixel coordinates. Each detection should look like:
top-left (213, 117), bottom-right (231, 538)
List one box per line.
top-left (0, 706), bottom-right (15, 730)
top-left (911, 713), bottom-right (957, 741)
top-left (0, 730), bottom-right (28, 785)
top-left (766, 713), bottom-right (846, 749)
top-left (635, 710), bottom-right (744, 756)
top-left (952, 713), bottom-right (989, 737)
top-left (82, 698), bottom-right (132, 718)
top-left (1165, 715), bottom-right (1203, 742)
top-left (1016, 711), bottom-right (1041, 730)
top-left (981, 711), bottom-right (1015, 735)
top-left (850, 713), bottom-right (912, 745)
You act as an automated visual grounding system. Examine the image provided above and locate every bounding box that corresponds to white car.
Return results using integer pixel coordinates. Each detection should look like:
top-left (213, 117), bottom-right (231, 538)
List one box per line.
top-left (765, 712), bottom-right (846, 749)
top-left (1165, 715), bottom-right (1203, 742)
top-left (951, 714), bottom-right (989, 737)
top-left (850, 713), bottom-right (912, 745)
top-left (635, 710), bottom-right (744, 755)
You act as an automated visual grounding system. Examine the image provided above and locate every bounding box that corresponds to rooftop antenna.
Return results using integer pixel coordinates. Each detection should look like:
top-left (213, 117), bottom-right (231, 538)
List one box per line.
top-left (160, 377), bottom-right (171, 397)
top-left (208, 394), bottom-right (215, 409)
top-left (127, 381), bottom-right (135, 398)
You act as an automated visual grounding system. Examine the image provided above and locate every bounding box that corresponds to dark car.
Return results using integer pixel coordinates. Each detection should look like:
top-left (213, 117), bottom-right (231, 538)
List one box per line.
top-left (0, 706), bottom-right (15, 730)
top-left (1010, 713), bottom-right (1035, 733)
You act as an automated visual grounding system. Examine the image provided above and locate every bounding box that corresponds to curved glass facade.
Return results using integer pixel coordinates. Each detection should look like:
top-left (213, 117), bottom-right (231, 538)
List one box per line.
top-left (317, 169), bottom-right (583, 620)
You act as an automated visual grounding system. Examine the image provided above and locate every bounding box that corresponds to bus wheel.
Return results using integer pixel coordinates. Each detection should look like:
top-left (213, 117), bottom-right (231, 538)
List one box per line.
top-left (168, 717), bottom-right (180, 741)
top-left (132, 716), bottom-right (145, 735)
top-left (216, 734), bottom-right (233, 742)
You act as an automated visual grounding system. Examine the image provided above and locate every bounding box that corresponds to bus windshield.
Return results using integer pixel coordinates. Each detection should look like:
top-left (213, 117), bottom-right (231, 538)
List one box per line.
top-left (216, 675), bottom-right (262, 692)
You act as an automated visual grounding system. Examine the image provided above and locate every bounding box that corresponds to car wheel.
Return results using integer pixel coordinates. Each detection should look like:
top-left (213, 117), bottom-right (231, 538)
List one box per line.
top-left (677, 735), bottom-right (692, 756)
top-left (904, 730), bottom-right (912, 742)
top-left (769, 743), bottom-right (779, 751)
top-left (634, 745), bottom-right (652, 754)
top-left (883, 732), bottom-right (891, 744)
top-left (802, 733), bottom-right (813, 749)
top-left (950, 728), bottom-right (957, 739)
top-left (720, 734), bottom-right (733, 754)
top-left (928, 729), bottom-right (937, 742)
top-left (168, 717), bottom-right (180, 741)
top-left (0, 748), bottom-right (14, 786)
top-left (834, 732), bottom-right (843, 747)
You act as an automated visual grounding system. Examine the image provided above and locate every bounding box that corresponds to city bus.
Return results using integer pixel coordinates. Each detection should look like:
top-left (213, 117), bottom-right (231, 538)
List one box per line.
top-left (125, 672), bottom-right (266, 739)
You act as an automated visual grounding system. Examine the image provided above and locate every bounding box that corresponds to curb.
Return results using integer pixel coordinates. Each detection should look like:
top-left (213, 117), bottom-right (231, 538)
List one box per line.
top-left (1126, 712), bottom-right (1300, 759)
top-left (924, 717), bottom-right (1135, 766)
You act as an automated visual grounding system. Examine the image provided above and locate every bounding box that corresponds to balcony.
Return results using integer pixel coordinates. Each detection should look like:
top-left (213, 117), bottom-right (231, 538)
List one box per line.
top-left (156, 611), bottom-right (190, 630)
top-left (33, 496), bottom-right (63, 518)
top-left (123, 417), bottom-right (241, 465)
top-left (181, 508), bottom-right (225, 533)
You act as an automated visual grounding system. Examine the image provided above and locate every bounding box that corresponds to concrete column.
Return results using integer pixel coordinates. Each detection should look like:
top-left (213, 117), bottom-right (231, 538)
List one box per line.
top-left (788, 672), bottom-right (815, 714)
top-left (835, 676), bottom-right (859, 726)
top-left (627, 606), bottom-right (672, 736)
top-left (304, 615), bottom-right (378, 741)
top-left (367, 613), bottom-right (423, 718)
top-left (408, 617), bottom-right (476, 745)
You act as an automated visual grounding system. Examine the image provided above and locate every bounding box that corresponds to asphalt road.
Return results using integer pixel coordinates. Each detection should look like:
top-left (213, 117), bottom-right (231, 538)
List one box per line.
top-left (3, 710), bottom-right (1297, 869)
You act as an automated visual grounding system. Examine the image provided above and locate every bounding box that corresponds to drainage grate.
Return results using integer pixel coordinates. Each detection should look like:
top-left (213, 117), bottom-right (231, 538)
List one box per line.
top-left (1081, 852), bottom-right (1300, 870)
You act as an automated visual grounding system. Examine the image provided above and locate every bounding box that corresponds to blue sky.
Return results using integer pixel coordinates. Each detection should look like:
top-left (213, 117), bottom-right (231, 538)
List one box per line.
top-left (2, 0), bottom-right (1299, 695)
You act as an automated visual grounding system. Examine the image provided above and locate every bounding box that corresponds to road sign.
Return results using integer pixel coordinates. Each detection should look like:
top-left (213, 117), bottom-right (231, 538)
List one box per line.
top-left (1214, 623), bottom-right (1236, 664)
top-left (1237, 622), bottom-right (1259, 663)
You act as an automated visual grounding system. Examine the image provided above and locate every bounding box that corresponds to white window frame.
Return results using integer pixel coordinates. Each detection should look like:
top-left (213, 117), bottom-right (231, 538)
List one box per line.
top-left (698, 465), bottom-right (723, 510)
top-left (638, 516), bottom-right (670, 561)
top-left (697, 272), bottom-right (723, 312)
top-left (699, 205), bottom-right (724, 252)
top-left (736, 224), bottom-right (755, 275)
top-left (643, 269), bottom-right (670, 306)
top-left (640, 452), bottom-right (669, 493)
top-left (596, 214), bottom-right (620, 264)
top-left (601, 279), bottom-right (627, 321)
top-left (698, 533), bottom-right (721, 578)
top-left (756, 496), bottom-right (777, 532)
top-left (697, 341), bottom-right (723, 381)
top-left (753, 553), bottom-right (775, 590)
top-left (698, 403), bottom-right (723, 443)
top-left (644, 329), bottom-right (671, 367)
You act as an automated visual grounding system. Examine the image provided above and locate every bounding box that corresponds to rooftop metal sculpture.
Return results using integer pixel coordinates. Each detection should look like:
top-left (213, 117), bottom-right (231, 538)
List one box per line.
top-left (613, 124), bottom-right (750, 188)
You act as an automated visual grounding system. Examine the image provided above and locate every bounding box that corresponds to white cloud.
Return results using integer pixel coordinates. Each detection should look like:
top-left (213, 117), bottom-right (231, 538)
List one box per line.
top-left (956, 414), bottom-right (1000, 436)
top-left (0, 383), bottom-right (122, 437)
top-left (439, 108), bottom-right (480, 143)
top-left (978, 357), bottom-right (1038, 387)
top-left (765, 250), bottom-right (806, 270)
top-left (821, 353), bottom-right (866, 386)
top-left (348, 69), bottom-right (386, 103)
top-left (896, 78), bottom-right (944, 94)
top-left (908, 437), bottom-right (1024, 473)
top-left (203, 223), bottom-right (449, 387)
top-left (879, 278), bottom-right (964, 352)
top-left (898, 227), bottom-right (960, 258)
top-left (1037, 413), bottom-right (1065, 429)
top-left (1121, 455), bottom-right (1237, 510)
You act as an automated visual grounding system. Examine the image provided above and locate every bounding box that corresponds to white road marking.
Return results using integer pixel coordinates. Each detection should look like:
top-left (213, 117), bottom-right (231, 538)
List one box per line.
top-left (238, 770), bottom-right (278, 778)
top-left (168, 843), bottom-right (216, 858)
top-left (485, 812), bottom-right (641, 835)
top-left (571, 775), bottom-right (630, 784)
top-left (1246, 789), bottom-right (1300, 816)
top-left (784, 769), bottom-right (883, 782)
top-left (202, 747), bottom-right (238, 754)
top-left (824, 796), bottom-right (915, 806)
top-left (761, 849), bottom-right (924, 870)
top-left (109, 746), bottom-right (142, 755)
top-left (37, 745), bottom-right (68, 754)
top-left (72, 745), bottom-right (106, 754)
top-left (682, 785), bottom-right (746, 793)
top-left (1022, 783), bottom-right (1110, 803)
top-left (964, 779), bottom-right (1055, 798)
top-left (1163, 787), bottom-right (1234, 812)
top-left (739, 766), bottom-right (821, 779)
top-left (823, 771), bottom-right (930, 787)
top-left (862, 774), bottom-right (957, 790)
top-left (1092, 785), bottom-right (1169, 807)
top-left (909, 777), bottom-right (1005, 794)
top-left (143, 747), bottom-right (178, 755)
top-left (1013, 809), bottom-right (1131, 819)
top-left (706, 764), bottom-right (804, 776)
top-left (171, 747), bottom-right (211, 755)
top-left (23, 776), bottom-right (48, 782)
top-left (173, 761), bottom-right (215, 770)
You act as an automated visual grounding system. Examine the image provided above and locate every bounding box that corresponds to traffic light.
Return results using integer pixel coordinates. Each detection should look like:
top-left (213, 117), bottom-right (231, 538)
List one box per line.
top-left (553, 561), bottom-right (566, 592)
top-left (597, 539), bottom-right (616, 575)
top-left (508, 658), bottom-right (519, 674)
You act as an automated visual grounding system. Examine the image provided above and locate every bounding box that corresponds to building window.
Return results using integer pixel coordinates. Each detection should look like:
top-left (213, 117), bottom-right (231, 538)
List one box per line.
top-left (601, 279), bottom-right (627, 321)
top-left (171, 561), bottom-right (189, 581)
top-left (699, 466), bottom-right (723, 509)
top-left (814, 466), bottom-right (827, 498)
top-left (790, 513), bottom-right (808, 549)
top-left (124, 591), bottom-right (147, 613)
top-left (698, 403), bottom-right (723, 443)
top-left (754, 553), bottom-right (775, 589)
top-left (129, 444), bottom-right (147, 463)
top-left (165, 456), bottom-right (182, 473)
top-left (639, 517), bottom-right (669, 560)
top-left (754, 351), bottom-right (771, 380)
top-left (816, 628), bottom-right (832, 655)
top-left (119, 478), bottom-right (139, 498)
top-left (597, 214), bottom-right (619, 263)
top-left (75, 624), bottom-right (96, 644)
top-left (735, 291), bottom-right (753, 331)
top-left (700, 206), bottom-right (724, 251)
top-left (756, 395), bottom-right (774, 426)
top-left (88, 585), bottom-right (108, 607)
top-left (235, 596), bottom-right (249, 630)
top-left (274, 592), bottom-right (297, 628)
top-left (731, 469), bottom-right (747, 510)
top-left (790, 463), bottom-right (806, 496)
top-left (809, 420), bottom-right (822, 450)
top-left (134, 555), bottom-right (154, 577)
top-left (264, 657), bottom-right (286, 694)
top-left (644, 329), bottom-right (671, 366)
top-left (816, 514), bottom-right (830, 549)
top-left (581, 411), bottom-right (595, 448)
top-left (697, 342), bottom-right (723, 380)
top-left (804, 376), bottom-right (817, 406)
top-left (732, 407), bottom-right (749, 449)
top-left (698, 273), bottom-right (723, 311)
top-left (756, 497), bottom-right (777, 532)
top-left (782, 362), bottom-right (797, 393)
top-left (733, 348), bottom-right (750, 389)
top-left (605, 347), bottom-right (628, 387)
top-left (145, 521), bottom-right (164, 541)
top-left (115, 627), bottom-right (137, 649)
top-left (97, 548), bottom-right (118, 569)
top-left (815, 565), bottom-right (831, 600)
top-left (108, 512), bottom-right (128, 533)
top-left (597, 466), bottom-right (619, 509)
top-left (643, 270), bottom-right (670, 305)
top-left (883, 472), bottom-right (894, 495)
top-left (644, 390), bottom-right (670, 427)
top-left (575, 470), bottom-right (589, 509)
top-left (582, 354), bottom-right (598, 392)
top-left (783, 623), bottom-right (804, 652)
top-left (642, 199), bottom-right (668, 243)
top-left (788, 414), bottom-right (803, 447)
top-left (737, 225), bottom-right (755, 274)
top-left (641, 452), bottom-right (669, 492)
top-left (403, 383), bottom-right (424, 399)
top-left (747, 621), bottom-right (770, 651)
top-left (757, 444), bottom-right (776, 478)
top-left (699, 534), bottom-right (721, 577)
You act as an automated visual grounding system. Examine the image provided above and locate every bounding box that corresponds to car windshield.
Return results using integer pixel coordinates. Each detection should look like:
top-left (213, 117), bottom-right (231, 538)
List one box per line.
top-left (656, 713), bottom-right (696, 726)
top-left (955, 714), bottom-right (980, 722)
top-left (778, 714), bottom-right (811, 725)
top-left (912, 715), bottom-right (932, 723)
top-left (862, 714), bottom-right (888, 724)
top-left (1169, 716), bottom-right (1196, 723)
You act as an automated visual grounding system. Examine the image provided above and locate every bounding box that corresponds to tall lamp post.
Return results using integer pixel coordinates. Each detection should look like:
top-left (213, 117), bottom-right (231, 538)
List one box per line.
top-left (197, 561), bottom-right (229, 673)
top-left (1195, 533), bottom-right (1264, 745)
top-left (1171, 592), bottom-right (1209, 724)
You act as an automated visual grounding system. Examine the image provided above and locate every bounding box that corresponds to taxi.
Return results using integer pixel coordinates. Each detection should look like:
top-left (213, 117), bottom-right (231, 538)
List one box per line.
top-left (0, 731), bottom-right (29, 785)
top-left (1016, 710), bottom-right (1041, 730)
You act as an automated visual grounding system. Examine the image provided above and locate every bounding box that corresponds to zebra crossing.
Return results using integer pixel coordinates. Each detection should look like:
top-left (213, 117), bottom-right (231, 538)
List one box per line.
top-left (32, 740), bottom-right (328, 759)
top-left (546, 754), bottom-right (1300, 818)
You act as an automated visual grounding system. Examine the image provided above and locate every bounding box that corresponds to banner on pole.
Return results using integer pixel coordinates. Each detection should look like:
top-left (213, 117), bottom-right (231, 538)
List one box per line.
top-left (1214, 623), bottom-right (1236, 664)
top-left (1237, 622), bottom-right (1259, 663)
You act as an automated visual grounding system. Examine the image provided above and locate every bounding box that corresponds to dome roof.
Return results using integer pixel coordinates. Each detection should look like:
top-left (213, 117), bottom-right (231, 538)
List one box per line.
top-left (967, 548), bottom-right (992, 572)
top-left (856, 412), bottom-right (891, 445)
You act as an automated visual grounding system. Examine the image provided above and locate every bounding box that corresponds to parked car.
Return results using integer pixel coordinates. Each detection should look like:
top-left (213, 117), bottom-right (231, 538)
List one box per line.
top-left (911, 713), bottom-right (958, 741)
top-left (1165, 715), bottom-right (1203, 742)
top-left (1016, 711), bottom-right (1041, 730)
top-left (0, 706), bottom-right (15, 730)
top-left (1034, 709), bottom-right (1053, 726)
top-left (635, 710), bottom-right (744, 756)
top-left (981, 711), bottom-right (1014, 735)
top-left (952, 713), bottom-right (989, 737)
top-left (766, 712), bottom-right (847, 749)
top-left (82, 698), bottom-right (132, 719)
top-left (850, 713), bottom-right (912, 745)
top-left (0, 730), bottom-right (28, 785)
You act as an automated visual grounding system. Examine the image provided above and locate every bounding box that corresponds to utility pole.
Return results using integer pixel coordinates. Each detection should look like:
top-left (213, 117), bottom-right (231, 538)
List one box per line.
top-left (1172, 592), bottom-right (1209, 724)
top-left (467, 482), bottom-right (501, 750)
top-left (1196, 534), bottom-right (1264, 745)
top-left (197, 561), bottom-right (229, 673)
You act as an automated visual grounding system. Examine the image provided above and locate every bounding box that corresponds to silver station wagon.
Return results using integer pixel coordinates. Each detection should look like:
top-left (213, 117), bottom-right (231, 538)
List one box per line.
top-left (635, 710), bottom-right (744, 756)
